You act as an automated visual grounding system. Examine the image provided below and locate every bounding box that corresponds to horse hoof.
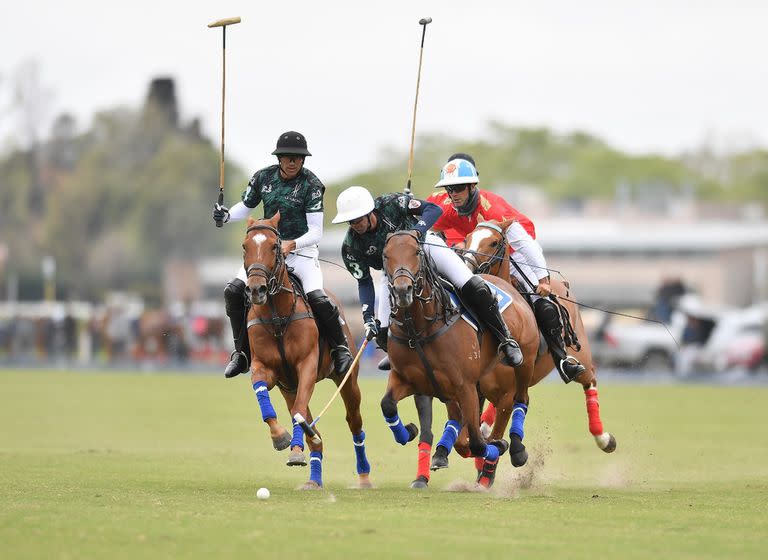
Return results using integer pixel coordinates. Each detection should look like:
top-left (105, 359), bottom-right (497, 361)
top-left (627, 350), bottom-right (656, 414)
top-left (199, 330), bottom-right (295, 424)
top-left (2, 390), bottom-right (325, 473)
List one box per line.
top-left (358, 475), bottom-right (374, 489)
top-left (298, 480), bottom-right (322, 490)
top-left (405, 423), bottom-right (419, 443)
top-left (430, 446), bottom-right (449, 471)
top-left (410, 476), bottom-right (429, 489)
top-left (509, 435), bottom-right (528, 467)
top-left (489, 439), bottom-right (509, 456)
top-left (286, 450), bottom-right (307, 467)
top-left (595, 432), bottom-right (617, 453)
top-left (272, 431), bottom-right (292, 451)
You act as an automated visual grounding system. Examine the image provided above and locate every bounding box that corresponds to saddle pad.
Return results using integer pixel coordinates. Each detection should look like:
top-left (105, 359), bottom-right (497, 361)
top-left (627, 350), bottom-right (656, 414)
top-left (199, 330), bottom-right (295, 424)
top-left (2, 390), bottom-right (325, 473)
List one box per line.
top-left (447, 280), bottom-right (514, 332)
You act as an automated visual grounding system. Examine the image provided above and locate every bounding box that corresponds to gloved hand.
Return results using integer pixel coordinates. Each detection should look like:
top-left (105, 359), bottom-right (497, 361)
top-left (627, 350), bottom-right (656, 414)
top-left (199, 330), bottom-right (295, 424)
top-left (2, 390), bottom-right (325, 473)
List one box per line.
top-left (363, 318), bottom-right (379, 341)
top-left (213, 204), bottom-right (230, 225)
top-left (535, 277), bottom-right (551, 297)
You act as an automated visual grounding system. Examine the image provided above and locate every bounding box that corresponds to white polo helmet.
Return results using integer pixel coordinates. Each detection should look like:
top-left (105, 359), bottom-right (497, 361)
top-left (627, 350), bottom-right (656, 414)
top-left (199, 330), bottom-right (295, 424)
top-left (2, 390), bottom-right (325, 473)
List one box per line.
top-left (332, 186), bottom-right (375, 224)
top-left (435, 158), bottom-right (479, 188)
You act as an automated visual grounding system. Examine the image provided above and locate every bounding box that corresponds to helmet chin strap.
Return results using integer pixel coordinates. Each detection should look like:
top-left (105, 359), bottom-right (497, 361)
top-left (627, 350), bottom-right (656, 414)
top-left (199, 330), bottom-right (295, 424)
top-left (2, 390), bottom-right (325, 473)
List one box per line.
top-left (455, 184), bottom-right (479, 217)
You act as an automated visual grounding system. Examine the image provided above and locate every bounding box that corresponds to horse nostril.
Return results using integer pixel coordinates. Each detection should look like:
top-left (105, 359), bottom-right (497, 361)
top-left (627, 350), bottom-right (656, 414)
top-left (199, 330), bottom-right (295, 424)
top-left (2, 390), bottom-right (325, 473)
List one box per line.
top-left (257, 285), bottom-right (267, 296)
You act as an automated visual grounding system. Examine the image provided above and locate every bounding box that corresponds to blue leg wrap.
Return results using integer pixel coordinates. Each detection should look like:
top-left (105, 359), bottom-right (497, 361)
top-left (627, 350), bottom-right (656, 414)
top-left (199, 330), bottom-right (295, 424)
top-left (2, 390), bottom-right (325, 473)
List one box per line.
top-left (253, 381), bottom-right (276, 422)
top-left (483, 442), bottom-right (500, 462)
top-left (436, 420), bottom-right (461, 454)
top-left (290, 419), bottom-right (305, 450)
top-left (510, 401), bottom-right (528, 441)
top-left (309, 451), bottom-right (323, 486)
top-left (353, 431), bottom-right (371, 475)
top-left (384, 414), bottom-right (410, 445)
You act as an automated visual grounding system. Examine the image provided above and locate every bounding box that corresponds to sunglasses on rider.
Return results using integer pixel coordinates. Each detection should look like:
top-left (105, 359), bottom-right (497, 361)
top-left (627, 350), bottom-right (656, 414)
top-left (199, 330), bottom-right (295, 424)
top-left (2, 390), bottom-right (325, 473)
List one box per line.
top-left (445, 184), bottom-right (470, 194)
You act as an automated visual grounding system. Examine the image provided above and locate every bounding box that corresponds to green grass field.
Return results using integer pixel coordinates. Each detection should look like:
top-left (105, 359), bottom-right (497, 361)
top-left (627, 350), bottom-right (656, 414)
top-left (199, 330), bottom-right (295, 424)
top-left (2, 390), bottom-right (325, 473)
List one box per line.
top-left (1, 369), bottom-right (767, 559)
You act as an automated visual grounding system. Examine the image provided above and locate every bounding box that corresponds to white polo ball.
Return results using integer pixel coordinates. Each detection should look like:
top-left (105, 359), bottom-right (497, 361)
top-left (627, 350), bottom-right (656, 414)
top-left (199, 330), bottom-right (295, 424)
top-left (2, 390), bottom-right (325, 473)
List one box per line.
top-left (256, 487), bottom-right (270, 500)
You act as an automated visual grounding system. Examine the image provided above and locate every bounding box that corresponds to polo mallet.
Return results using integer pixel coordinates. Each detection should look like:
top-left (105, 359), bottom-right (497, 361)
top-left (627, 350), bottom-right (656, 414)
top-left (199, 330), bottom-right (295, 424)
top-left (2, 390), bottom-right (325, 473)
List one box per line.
top-left (404, 17), bottom-right (432, 195)
top-left (309, 338), bottom-right (370, 429)
top-left (208, 16), bottom-right (241, 227)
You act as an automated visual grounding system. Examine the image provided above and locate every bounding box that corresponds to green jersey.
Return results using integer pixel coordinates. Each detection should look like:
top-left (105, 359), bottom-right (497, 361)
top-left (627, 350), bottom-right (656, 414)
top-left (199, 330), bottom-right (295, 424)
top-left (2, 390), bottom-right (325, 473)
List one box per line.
top-left (242, 165), bottom-right (324, 241)
top-left (341, 193), bottom-right (421, 281)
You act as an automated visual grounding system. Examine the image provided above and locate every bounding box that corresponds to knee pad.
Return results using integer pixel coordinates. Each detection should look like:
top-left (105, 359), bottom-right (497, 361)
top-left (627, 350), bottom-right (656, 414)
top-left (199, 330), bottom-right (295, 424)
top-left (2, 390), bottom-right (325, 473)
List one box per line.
top-left (534, 298), bottom-right (560, 325)
top-left (224, 279), bottom-right (246, 316)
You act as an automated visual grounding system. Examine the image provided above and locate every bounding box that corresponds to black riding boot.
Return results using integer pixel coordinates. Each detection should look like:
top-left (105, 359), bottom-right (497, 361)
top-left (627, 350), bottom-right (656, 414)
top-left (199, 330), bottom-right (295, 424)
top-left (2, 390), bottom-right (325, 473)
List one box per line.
top-left (533, 298), bottom-right (586, 383)
top-left (376, 326), bottom-right (391, 371)
top-left (460, 276), bottom-right (523, 367)
top-left (307, 290), bottom-right (353, 374)
top-left (223, 279), bottom-right (250, 378)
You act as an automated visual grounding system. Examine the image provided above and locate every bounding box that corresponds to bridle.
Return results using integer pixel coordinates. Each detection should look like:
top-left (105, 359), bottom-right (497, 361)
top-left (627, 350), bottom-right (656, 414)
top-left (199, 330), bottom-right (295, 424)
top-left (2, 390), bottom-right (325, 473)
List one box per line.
top-left (463, 221), bottom-right (508, 275)
top-left (244, 223), bottom-right (290, 299)
top-left (383, 231), bottom-right (430, 307)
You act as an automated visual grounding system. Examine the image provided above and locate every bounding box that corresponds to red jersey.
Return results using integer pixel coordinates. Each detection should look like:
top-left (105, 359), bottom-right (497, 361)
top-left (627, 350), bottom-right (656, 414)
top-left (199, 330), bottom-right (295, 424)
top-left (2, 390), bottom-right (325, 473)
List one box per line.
top-left (426, 189), bottom-right (535, 246)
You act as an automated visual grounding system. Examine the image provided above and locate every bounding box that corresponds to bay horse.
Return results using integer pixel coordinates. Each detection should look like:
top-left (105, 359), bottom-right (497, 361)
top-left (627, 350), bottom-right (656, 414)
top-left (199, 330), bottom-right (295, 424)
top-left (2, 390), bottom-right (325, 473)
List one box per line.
top-left (380, 230), bottom-right (540, 483)
top-left (463, 219), bottom-right (617, 461)
top-left (242, 213), bottom-right (371, 489)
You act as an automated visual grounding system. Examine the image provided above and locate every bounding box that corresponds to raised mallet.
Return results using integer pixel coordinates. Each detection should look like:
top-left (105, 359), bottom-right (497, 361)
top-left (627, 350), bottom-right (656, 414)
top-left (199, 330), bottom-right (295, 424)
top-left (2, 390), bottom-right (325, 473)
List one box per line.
top-left (405, 17), bottom-right (432, 195)
top-left (208, 16), bottom-right (242, 227)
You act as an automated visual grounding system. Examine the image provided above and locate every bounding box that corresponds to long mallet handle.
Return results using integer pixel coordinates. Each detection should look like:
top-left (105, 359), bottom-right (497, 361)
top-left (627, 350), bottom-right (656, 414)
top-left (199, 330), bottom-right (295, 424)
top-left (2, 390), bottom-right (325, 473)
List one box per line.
top-left (208, 17), bottom-right (241, 226)
top-left (405, 17), bottom-right (432, 195)
top-left (310, 338), bottom-right (370, 428)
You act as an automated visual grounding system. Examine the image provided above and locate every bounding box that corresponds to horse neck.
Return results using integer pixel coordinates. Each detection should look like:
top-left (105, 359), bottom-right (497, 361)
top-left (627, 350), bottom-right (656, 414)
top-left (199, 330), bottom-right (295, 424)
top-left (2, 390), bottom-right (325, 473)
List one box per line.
top-left (495, 246), bottom-right (512, 283)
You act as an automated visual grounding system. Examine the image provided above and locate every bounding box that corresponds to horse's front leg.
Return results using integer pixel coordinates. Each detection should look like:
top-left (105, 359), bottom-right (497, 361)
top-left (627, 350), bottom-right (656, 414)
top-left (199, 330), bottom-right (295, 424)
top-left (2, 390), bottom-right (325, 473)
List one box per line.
top-left (285, 353), bottom-right (323, 479)
top-left (250, 361), bottom-right (291, 451)
top-left (509, 362), bottom-right (534, 467)
top-left (430, 401), bottom-right (463, 471)
top-left (381, 372), bottom-right (418, 446)
top-left (411, 394), bottom-right (434, 489)
top-left (477, 391), bottom-right (514, 488)
top-left (336, 367), bottom-right (373, 488)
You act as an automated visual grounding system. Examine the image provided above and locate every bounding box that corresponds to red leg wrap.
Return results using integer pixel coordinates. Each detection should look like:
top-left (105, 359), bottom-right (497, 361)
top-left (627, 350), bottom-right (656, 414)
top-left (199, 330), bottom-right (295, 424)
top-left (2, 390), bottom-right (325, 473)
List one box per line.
top-left (585, 388), bottom-right (604, 436)
top-left (474, 457), bottom-right (485, 472)
top-left (480, 402), bottom-right (497, 426)
top-left (417, 442), bottom-right (431, 480)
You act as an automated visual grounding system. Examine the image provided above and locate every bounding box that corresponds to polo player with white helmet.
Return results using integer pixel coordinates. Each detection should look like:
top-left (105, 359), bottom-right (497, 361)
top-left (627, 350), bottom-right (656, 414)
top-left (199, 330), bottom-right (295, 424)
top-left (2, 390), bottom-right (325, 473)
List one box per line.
top-left (333, 186), bottom-right (524, 368)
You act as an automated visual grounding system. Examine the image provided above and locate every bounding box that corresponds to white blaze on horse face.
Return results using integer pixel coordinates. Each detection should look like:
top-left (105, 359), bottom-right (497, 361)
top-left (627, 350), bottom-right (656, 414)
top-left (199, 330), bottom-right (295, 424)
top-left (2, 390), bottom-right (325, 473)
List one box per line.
top-left (251, 233), bottom-right (268, 246)
top-left (467, 228), bottom-right (494, 257)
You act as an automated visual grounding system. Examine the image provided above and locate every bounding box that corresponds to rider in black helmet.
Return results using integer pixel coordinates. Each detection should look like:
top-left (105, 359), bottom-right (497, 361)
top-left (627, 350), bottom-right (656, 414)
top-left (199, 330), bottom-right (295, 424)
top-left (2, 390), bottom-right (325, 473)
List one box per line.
top-left (213, 131), bottom-right (353, 378)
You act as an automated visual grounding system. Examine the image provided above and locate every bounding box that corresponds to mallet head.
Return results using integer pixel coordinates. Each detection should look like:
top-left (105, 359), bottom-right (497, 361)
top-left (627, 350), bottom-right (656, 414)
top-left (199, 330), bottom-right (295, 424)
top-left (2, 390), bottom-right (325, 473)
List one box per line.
top-left (419, 17), bottom-right (432, 25)
top-left (208, 17), bottom-right (241, 28)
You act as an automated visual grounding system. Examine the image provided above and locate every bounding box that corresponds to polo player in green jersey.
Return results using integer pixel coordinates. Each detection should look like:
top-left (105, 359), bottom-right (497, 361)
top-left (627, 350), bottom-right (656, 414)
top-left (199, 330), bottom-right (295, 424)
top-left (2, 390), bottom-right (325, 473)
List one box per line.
top-left (213, 131), bottom-right (353, 378)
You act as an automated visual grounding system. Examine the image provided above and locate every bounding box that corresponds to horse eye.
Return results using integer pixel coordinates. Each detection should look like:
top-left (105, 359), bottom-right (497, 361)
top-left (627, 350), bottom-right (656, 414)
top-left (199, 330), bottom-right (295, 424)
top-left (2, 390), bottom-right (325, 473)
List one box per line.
top-left (491, 241), bottom-right (499, 247)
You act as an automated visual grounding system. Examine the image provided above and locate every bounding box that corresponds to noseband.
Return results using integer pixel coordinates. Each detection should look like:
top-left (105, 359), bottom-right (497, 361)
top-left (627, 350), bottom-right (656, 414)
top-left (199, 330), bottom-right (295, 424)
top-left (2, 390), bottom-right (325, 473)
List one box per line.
top-left (464, 222), bottom-right (507, 275)
top-left (245, 223), bottom-right (286, 297)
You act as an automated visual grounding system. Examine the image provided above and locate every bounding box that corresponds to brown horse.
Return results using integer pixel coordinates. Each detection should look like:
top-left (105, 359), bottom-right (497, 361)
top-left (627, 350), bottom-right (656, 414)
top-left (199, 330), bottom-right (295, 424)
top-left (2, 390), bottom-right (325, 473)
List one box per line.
top-left (463, 219), bottom-right (617, 458)
top-left (380, 230), bottom-right (540, 479)
top-left (242, 213), bottom-right (371, 489)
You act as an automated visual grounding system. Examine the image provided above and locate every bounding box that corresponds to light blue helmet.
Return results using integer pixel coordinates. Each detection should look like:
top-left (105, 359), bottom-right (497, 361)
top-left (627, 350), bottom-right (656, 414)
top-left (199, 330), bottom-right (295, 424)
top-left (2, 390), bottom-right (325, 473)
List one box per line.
top-left (435, 158), bottom-right (479, 188)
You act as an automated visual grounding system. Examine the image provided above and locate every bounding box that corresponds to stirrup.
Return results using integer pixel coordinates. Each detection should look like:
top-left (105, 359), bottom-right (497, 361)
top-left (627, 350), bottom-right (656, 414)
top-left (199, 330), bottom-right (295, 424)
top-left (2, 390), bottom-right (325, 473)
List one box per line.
top-left (498, 339), bottom-right (523, 367)
top-left (558, 356), bottom-right (586, 384)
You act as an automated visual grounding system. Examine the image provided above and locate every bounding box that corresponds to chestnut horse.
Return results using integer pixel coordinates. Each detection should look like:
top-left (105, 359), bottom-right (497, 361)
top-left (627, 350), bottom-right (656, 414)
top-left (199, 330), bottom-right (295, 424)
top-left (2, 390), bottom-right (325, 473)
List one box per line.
top-left (380, 230), bottom-right (540, 481)
top-left (463, 220), bottom-right (617, 458)
top-left (242, 214), bottom-right (371, 489)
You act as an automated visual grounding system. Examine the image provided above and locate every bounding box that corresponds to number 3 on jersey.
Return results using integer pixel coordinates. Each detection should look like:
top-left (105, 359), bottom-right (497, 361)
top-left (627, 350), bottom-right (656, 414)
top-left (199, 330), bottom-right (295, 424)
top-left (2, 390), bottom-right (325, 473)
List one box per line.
top-left (348, 262), bottom-right (364, 279)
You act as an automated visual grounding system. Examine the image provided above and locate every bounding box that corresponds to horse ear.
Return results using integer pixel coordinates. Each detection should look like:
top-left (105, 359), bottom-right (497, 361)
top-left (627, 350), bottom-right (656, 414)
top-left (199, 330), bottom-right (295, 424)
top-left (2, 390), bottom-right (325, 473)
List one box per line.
top-left (268, 211), bottom-right (281, 227)
top-left (246, 216), bottom-right (256, 228)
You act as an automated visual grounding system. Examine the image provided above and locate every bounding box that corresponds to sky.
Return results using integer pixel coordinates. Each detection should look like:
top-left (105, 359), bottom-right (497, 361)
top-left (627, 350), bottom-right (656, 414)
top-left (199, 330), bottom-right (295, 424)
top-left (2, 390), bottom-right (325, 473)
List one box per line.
top-left (1, 0), bottom-right (767, 181)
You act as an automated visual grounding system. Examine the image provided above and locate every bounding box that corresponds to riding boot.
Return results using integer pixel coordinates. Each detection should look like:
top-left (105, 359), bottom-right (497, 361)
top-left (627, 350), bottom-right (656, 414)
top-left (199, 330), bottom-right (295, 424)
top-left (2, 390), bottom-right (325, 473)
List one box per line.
top-left (460, 276), bottom-right (523, 367)
top-left (533, 298), bottom-right (586, 383)
top-left (376, 326), bottom-right (391, 371)
top-left (307, 290), bottom-right (353, 374)
top-left (223, 279), bottom-right (251, 378)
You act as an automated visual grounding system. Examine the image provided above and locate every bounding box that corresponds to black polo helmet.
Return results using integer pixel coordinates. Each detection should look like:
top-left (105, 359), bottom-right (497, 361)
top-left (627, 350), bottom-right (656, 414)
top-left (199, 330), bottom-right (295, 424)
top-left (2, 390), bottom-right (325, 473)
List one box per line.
top-left (272, 131), bottom-right (312, 156)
